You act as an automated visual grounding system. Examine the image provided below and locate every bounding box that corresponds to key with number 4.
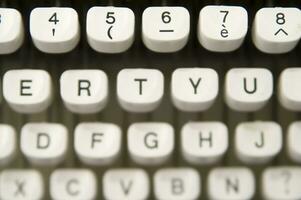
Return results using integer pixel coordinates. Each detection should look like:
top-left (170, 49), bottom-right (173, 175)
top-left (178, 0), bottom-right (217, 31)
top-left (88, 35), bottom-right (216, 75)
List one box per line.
top-left (30, 7), bottom-right (80, 53)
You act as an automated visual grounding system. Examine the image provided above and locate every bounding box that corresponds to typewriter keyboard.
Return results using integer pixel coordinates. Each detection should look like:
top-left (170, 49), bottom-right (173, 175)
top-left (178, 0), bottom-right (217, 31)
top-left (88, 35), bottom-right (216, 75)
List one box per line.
top-left (0, 0), bottom-right (301, 199)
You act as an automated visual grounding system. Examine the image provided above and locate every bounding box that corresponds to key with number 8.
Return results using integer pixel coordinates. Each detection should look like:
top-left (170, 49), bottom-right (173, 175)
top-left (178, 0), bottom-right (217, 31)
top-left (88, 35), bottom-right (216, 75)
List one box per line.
top-left (30, 7), bottom-right (80, 54)
top-left (252, 7), bottom-right (301, 54)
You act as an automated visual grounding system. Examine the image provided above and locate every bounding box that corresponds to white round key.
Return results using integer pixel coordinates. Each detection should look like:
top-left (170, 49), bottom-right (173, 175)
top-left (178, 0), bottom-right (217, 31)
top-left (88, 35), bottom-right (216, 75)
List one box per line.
top-left (0, 169), bottom-right (44, 200)
top-left (287, 122), bottom-right (301, 163)
top-left (117, 68), bottom-right (164, 112)
top-left (0, 125), bottom-right (16, 165)
top-left (252, 7), bottom-right (301, 54)
top-left (128, 122), bottom-right (174, 165)
top-left (235, 121), bottom-right (282, 164)
top-left (3, 69), bottom-right (52, 113)
top-left (225, 68), bottom-right (273, 112)
top-left (87, 7), bottom-right (135, 53)
top-left (208, 167), bottom-right (255, 200)
top-left (171, 68), bottom-right (218, 112)
top-left (30, 7), bottom-right (80, 53)
top-left (74, 122), bottom-right (122, 165)
top-left (103, 169), bottom-right (150, 200)
top-left (154, 168), bottom-right (201, 200)
top-left (262, 167), bottom-right (301, 200)
top-left (50, 169), bottom-right (97, 200)
top-left (60, 70), bottom-right (108, 114)
top-left (198, 5), bottom-right (248, 52)
top-left (181, 122), bottom-right (228, 165)
top-left (279, 68), bottom-right (301, 110)
top-left (142, 7), bottom-right (190, 53)
top-left (20, 123), bottom-right (68, 166)
top-left (0, 8), bottom-right (24, 54)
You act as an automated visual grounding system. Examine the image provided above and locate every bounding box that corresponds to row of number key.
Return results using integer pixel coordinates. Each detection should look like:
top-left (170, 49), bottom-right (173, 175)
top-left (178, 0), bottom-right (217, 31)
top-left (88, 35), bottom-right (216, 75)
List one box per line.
top-left (0, 6), bottom-right (300, 54)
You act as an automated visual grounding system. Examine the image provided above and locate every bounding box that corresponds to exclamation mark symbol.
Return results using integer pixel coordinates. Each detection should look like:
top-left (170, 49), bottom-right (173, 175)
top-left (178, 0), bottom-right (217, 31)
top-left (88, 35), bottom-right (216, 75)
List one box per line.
top-left (52, 28), bottom-right (55, 36)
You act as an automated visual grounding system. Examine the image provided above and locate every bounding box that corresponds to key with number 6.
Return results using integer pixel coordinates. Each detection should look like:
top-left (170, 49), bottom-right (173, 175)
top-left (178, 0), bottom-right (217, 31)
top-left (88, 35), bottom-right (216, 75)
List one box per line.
top-left (30, 7), bottom-right (80, 53)
top-left (142, 7), bottom-right (190, 53)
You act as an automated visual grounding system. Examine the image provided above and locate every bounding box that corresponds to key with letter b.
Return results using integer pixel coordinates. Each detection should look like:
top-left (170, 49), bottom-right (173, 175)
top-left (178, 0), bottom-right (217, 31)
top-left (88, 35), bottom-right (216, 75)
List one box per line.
top-left (154, 168), bottom-right (201, 200)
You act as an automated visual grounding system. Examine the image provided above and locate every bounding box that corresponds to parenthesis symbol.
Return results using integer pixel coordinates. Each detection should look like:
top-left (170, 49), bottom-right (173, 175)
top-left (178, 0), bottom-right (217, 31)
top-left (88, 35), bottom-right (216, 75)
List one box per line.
top-left (108, 25), bottom-right (113, 40)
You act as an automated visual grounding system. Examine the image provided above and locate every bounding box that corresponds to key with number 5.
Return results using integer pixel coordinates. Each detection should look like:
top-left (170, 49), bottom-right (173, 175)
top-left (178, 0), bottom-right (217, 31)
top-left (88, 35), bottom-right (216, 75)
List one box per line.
top-left (30, 7), bottom-right (80, 54)
top-left (87, 7), bottom-right (135, 53)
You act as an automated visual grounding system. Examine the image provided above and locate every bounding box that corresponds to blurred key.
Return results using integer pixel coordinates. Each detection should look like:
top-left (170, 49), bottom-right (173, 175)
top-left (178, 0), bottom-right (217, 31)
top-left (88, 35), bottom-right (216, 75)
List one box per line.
top-left (0, 124), bottom-right (16, 165)
top-left (262, 167), bottom-right (301, 200)
top-left (103, 169), bottom-right (150, 200)
top-left (50, 169), bottom-right (97, 200)
top-left (154, 168), bottom-right (201, 200)
top-left (0, 169), bottom-right (44, 200)
top-left (287, 122), bottom-right (301, 163)
top-left (279, 68), bottom-right (301, 110)
top-left (208, 167), bottom-right (255, 200)
top-left (0, 8), bottom-right (24, 54)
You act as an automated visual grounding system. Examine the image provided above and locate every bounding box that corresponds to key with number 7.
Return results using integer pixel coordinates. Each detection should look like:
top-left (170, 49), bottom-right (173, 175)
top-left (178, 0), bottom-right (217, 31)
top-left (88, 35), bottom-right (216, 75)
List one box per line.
top-left (198, 6), bottom-right (248, 52)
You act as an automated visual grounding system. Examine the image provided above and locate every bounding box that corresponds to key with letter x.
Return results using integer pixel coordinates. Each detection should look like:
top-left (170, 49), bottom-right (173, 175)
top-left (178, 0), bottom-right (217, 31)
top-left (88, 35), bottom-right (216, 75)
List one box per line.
top-left (0, 169), bottom-right (44, 200)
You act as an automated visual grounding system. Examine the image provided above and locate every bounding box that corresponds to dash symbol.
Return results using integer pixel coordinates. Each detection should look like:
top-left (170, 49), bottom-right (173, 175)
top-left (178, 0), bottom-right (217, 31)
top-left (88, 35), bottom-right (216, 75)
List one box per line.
top-left (159, 29), bottom-right (174, 32)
